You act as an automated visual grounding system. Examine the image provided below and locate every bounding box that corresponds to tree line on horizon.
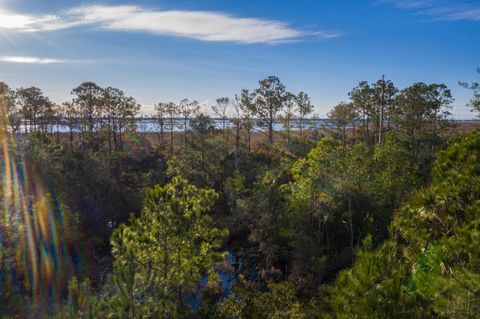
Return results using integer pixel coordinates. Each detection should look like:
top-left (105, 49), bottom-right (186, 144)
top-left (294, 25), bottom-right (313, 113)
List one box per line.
top-left (3, 72), bottom-right (479, 151)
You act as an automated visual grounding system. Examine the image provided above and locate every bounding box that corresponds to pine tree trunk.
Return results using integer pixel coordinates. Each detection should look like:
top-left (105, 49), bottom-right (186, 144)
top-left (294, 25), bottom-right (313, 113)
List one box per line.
top-left (268, 110), bottom-right (274, 144)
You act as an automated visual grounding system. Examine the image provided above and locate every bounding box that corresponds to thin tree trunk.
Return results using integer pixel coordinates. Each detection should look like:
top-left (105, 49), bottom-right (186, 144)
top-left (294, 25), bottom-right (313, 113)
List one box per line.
top-left (69, 127), bottom-right (73, 149)
top-left (247, 119), bottom-right (251, 153)
top-left (159, 122), bottom-right (164, 151)
top-left (108, 116), bottom-right (112, 156)
top-left (119, 123), bottom-right (123, 151)
top-left (170, 116), bottom-right (174, 157)
top-left (235, 122), bottom-right (240, 171)
top-left (366, 115), bottom-right (370, 143)
top-left (299, 116), bottom-right (304, 138)
top-left (268, 111), bottom-right (274, 144)
top-left (348, 198), bottom-right (354, 264)
top-left (113, 117), bottom-right (118, 150)
top-left (184, 117), bottom-right (188, 149)
top-left (223, 117), bottom-right (227, 143)
top-left (379, 75), bottom-right (385, 145)
top-left (286, 116), bottom-right (291, 142)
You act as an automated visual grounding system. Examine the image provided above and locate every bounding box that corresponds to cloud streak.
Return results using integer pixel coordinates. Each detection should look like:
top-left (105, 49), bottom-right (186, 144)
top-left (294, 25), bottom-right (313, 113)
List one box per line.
top-left (379, 0), bottom-right (480, 20)
top-left (0, 56), bottom-right (67, 64)
top-left (0, 4), bottom-right (339, 44)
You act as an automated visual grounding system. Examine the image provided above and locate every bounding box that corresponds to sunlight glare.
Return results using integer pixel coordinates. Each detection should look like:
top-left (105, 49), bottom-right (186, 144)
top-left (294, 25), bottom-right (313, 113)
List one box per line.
top-left (0, 10), bottom-right (31, 29)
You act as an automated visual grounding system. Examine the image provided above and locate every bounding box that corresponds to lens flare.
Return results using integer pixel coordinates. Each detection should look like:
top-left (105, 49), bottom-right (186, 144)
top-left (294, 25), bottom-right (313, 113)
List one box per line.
top-left (0, 89), bottom-right (85, 314)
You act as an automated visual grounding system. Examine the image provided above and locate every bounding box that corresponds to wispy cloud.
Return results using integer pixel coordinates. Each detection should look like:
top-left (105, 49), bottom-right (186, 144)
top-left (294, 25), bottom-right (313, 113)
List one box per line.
top-left (0, 56), bottom-right (67, 64)
top-left (379, 0), bottom-right (480, 20)
top-left (0, 4), bottom-right (339, 44)
top-left (386, 1), bottom-right (433, 9)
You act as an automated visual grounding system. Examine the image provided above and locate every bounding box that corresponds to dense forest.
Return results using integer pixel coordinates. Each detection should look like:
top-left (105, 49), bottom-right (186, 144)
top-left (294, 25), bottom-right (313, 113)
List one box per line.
top-left (0, 70), bottom-right (479, 318)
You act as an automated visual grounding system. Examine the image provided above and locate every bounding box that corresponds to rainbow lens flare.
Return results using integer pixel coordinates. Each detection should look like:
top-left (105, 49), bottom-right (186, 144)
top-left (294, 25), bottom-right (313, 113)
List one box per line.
top-left (0, 90), bottom-right (84, 315)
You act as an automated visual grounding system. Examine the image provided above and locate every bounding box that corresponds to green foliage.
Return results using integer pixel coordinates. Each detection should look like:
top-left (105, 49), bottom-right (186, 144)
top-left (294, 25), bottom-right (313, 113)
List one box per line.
top-left (103, 177), bottom-right (228, 317)
top-left (281, 136), bottom-right (417, 291)
top-left (55, 278), bottom-right (95, 319)
top-left (459, 67), bottom-right (480, 118)
top-left (329, 131), bottom-right (480, 318)
top-left (13, 86), bottom-right (54, 133)
top-left (394, 132), bottom-right (480, 318)
top-left (295, 91), bottom-right (314, 137)
top-left (392, 82), bottom-right (453, 160)
top-left (347, 78), bottom-right (397, 144)
top-left (236, 145), bottom-right (294, 269)
top-left (217, 282), bottom-right (306, 319)
top-left (253, 76), bottom-right (289, 144)
top-left (167, 136), bottom-right (229, 188)
top-left (328, 237), bottom-right (424, 318)
top-left (327, 102), bottom-right (356, 143)
top-left (23, 132), bottom-right (64, 181)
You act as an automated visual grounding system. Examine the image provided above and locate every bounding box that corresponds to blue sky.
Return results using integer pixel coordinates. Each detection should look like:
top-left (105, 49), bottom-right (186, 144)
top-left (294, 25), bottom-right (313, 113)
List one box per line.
top-left (0, 0), bottom-right (479, 118)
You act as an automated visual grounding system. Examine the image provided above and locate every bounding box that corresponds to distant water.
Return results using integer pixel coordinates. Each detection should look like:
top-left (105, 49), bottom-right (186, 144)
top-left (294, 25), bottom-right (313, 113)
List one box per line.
top-left (16, 118), bottom-right (331, 134)
top-left (135, 118), bottom-right (330, 133)
top-left (17, 118), bottom-right (476, 134)
top-left (184, 251), bottom-right (245, 311)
